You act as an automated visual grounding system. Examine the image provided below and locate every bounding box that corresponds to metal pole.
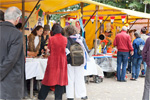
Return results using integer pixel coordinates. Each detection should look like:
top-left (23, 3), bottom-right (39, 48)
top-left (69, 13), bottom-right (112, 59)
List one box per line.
top-left (94, 5), bottom-right (99, 55)
top-left (83, 10), bottom-right (98, 28)
top-left (30, 78), bottom-right (34, 98)
top-left (127, 19), bottom-right (138, 33)
top-left (22, 0), bottom-right (41, 29)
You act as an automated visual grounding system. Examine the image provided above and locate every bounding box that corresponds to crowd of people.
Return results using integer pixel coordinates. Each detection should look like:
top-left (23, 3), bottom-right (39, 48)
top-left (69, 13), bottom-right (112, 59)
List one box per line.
top-left (113, 25), bottom-right (150, 100)
top-left (0, 6), bottom-right (150, 100)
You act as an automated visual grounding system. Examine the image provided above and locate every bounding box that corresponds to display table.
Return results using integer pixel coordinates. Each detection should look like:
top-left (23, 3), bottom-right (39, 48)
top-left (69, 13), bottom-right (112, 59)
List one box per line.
top-left (26, 58), bottom-right (48, 80)
top-left (25, 57), bottom-right (103, 98)
top-left (25, 58), bottom-right (48, 98)
top-left (93, 54), bottom-right (117, 72)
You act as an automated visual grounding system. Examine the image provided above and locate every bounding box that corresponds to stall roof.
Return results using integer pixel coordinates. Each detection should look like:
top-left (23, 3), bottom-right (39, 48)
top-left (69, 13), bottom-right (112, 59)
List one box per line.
top-left (0, 0), bottom-right (150, 19)
top-left (66, 3), bottom-right (150, 21)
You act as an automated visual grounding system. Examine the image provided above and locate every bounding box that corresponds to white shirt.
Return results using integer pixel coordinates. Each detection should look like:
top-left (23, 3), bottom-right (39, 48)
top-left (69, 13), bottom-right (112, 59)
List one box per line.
top-left (34, 36), bottom-right (39, 48)
top-left (141, 34), bottom-right (149, 42)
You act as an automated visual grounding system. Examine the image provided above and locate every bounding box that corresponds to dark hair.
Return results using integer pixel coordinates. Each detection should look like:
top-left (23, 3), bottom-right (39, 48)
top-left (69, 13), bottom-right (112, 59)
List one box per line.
top-left (15, 23), bottom-right (22, 29)
top-left (134, 32), bottom-right (140, 38)
top-left (64, 25), bottom-right (78, 36)
top-left (51, 23), bottom-right (63, 36)
top-left (141, 27), bottom-right (147, 34)
top-left (31, 25), bottom-right (43, 36)
top-left (0, 10), bottom-right (4, 21)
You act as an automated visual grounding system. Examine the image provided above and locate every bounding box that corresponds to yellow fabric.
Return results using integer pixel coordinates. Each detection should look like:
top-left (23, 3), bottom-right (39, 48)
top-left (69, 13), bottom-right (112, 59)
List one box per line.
top-left (60, 18), bottom-right (66, 28)
top-left (1, 0), bottom-right (150, 19)
top-left (28, 10), bottom-right (37, 28)
top-left (44, 15), bottom-right (47, 25)
top-left (85, 21), bottom-right (100, 49)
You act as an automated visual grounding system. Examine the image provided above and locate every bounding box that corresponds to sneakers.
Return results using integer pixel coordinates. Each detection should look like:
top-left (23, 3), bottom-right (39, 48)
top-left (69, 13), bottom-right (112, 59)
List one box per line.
top-left (81, 96), bottom-right (88, 100)
top-left (120, 80), bottom-right (127, 82)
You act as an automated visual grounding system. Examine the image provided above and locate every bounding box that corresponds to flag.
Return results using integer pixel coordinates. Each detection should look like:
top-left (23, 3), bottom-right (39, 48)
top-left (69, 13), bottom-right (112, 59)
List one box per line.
top-left (121, 16), bottom-right (126, 23)
top-left (99, 16), bottom-right (103, 23)
top-left (90, 16), bottom-right (95, 24)
top-left (110, 16), bottom-right (115, 24)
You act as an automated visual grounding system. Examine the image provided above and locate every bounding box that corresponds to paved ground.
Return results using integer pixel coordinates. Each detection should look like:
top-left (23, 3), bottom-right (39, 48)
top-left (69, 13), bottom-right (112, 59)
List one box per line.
top-left (25, 74), bottom-right (145, 100)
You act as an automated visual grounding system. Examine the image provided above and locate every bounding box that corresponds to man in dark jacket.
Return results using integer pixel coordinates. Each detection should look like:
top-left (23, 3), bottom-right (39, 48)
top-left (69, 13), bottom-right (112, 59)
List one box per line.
top-left (142, 37), bottom-right (150, 100)
top-left (0, 7), bottom-right (25, 99)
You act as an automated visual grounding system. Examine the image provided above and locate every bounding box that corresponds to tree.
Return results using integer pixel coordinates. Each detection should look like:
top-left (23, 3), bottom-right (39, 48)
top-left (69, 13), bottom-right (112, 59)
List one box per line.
top-left (143, 0), bottom-right (150, 12)
top-left (50, 0), bottom-right (149, 21)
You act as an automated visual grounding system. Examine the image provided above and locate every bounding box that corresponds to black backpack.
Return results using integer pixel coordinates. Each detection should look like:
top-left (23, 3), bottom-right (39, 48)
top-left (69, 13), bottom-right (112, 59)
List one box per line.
top-left (138, 42), bottom-right (144, 55)
top-left (68, 37), bottom-right (84, 66)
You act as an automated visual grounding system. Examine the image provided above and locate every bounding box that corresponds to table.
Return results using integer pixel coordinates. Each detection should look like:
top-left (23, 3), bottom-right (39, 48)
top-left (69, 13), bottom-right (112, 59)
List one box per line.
top-left (25, 57), bottom-right (104, 98)
top-left (93, 54), bottom-right (117, 72)
top-left (25, 58), bottom-right (48, 98)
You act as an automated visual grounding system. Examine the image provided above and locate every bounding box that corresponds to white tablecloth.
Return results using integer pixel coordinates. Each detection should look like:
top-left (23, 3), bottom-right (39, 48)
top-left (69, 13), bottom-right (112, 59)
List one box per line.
top-left (25, 57), bottom-right (103, 80)
top-left (84, 57), bottom-right (104, 77)
top-left (25, 58), bottom-right (48, 80)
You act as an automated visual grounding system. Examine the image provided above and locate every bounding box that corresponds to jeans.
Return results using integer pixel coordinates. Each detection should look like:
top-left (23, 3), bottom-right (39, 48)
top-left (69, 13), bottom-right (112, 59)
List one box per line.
top-left (132, 58), bottom-right (142, 79)
top-left (127, 54), bottom-right (133, 73)
top-left (117, 52), bottom-right (129, 81)
top-left (143, 62), bottom-right (147, 75)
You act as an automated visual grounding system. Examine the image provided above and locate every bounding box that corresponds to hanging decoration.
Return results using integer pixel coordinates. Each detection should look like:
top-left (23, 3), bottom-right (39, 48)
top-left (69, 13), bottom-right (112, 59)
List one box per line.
top-left (90, 16), bottom-right (95, 24)
top-left (98, 16), bottom-right (103, 23)
top-left (82, 19), bottom-right (86, 24)
top-left (121, 16), bottom-right (126, 23)
top-left (29, 4), bottom-right (45, 28)
top-left (77, 12), bottom-right (85, 37)
top-left (110, 16), bottom-right (115, 24)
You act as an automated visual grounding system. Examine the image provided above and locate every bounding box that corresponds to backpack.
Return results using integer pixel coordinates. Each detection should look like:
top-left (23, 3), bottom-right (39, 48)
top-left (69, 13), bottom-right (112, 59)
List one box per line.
top-left (138, 42), bottom-right (144, 55)
top-left (68, 37), bottom-right (84, 66)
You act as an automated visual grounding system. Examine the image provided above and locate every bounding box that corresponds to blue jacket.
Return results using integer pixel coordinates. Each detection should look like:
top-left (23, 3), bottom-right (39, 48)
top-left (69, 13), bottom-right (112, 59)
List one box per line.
top-left (133, 38), bottom-right (145, 58)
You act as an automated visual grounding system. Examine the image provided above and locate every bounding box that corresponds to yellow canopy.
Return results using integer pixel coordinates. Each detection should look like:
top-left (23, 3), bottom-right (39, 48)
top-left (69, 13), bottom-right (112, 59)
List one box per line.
top-left (1, 0), bottom-right (150, 20)
top-left (60, 2), bottom-right (150, 49)
top-left (0, 0), bottom-right (79, 12)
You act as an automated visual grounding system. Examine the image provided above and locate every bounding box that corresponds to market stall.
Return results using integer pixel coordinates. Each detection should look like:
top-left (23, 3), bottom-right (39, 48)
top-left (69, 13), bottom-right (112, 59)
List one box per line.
top-left (1, 0), bottom-right (150, 99)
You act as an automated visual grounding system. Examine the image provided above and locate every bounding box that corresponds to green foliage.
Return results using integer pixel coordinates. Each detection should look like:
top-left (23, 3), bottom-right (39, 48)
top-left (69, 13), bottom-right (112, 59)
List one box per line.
top-left (143, 0), bottom-right (150, 4)
top-left (129, 1), bottom-right (143, 10)
top-left (50, 0), bottom-right (149, 21)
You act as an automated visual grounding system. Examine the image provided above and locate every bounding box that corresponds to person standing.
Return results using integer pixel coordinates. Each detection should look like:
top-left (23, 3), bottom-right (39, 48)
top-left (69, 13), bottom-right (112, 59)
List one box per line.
top-left (142, 37), bottom-right (150, 100)
top-left (140, 27), bottom-right (149, 76)
top-left (127, 29), bottom-right (136, 73)
top-left (113, 26), bottom-right (134, 82)
top-left (38, 24), bottom-right (68, 100)
top-left (130, 32), bottom-right (145, 80)
top-left (27, 25), bottom-right (43, 57)
top-left (65, 25), bottom-right (89, 100)
top-left (38, 25), bottom-right (50, 56)
top-left (0, 7), bottom-right (25, 99)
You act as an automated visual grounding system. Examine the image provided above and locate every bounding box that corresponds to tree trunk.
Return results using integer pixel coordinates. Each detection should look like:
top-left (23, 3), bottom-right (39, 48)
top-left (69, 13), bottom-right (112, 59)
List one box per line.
top-left (145, 4), bottom-right (147, 13)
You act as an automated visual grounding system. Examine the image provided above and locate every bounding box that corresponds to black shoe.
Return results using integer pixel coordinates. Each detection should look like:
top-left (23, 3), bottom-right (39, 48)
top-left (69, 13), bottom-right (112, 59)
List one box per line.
top-left (120, 80), bottom-right (127, 82)
top-left (117, 80), bottom-right (121, 82)
top-left (81, 96), bottom-right (88, 100)
top-left (67, 98), bottom-right (74, 100)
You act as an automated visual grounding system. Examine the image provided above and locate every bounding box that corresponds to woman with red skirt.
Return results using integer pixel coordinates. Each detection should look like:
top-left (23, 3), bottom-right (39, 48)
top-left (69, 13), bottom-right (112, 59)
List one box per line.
top-left (38, 24), bottom-right (68, 100)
